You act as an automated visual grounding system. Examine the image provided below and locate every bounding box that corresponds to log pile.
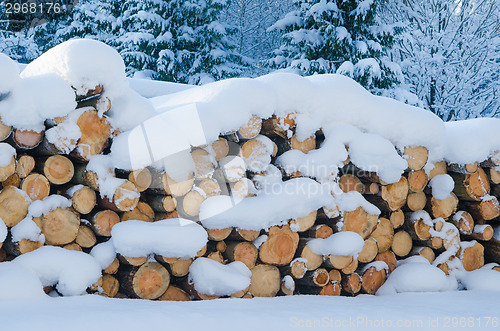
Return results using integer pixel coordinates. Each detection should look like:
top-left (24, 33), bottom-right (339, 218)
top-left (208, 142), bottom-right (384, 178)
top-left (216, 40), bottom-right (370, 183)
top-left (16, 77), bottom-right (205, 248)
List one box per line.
top-left (0, 84), bottom-right (500, 301)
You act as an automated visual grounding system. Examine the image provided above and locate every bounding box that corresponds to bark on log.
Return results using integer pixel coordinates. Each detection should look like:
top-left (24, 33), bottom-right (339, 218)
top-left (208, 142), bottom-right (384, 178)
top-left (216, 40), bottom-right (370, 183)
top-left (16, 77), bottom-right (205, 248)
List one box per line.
top-left (224, 241), bottom-right (258, 269)
top-left (120, 262), bottom-right (170, 299)
top-left (462, 198), bottom-right (500, 222)
top-left (450, 167), bottom-right (490, 201)
top-left (296, 268), bottom-right (330, 287)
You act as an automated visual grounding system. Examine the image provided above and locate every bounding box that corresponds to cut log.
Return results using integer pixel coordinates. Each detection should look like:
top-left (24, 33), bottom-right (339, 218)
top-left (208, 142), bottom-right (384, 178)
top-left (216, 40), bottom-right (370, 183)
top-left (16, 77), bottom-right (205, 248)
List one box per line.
top-left (462, 198), bottom-right (500, 222)
top-left (450, 167), bottom-right (490, 201)
top-left (120, 262), bottom-right (170, 300)
top-left (0, 155), bottom-right (15, 182)
top-left (162, 172), bottom-right (195, 197)
top-left (342, 273), bottom-right (362, 295)
top-left (180, 277), bottom-right (219, 300)
top-left (428, 161), bottom-right (447, 180)
top-left (63, 243), bottom-right (82, 251)
top-left (289, 210), bottom-right (317, 232)
top-left (280, 276), bottom-right (295, 296)
top-left (371, 217), bottom-right (394, 253)
top-left (206, 228), bottom-right (232, 241)
top-left (4, 237), bottom-right (43, 256)
top-left (249, 264), bottom-right (281, 297)
top-left (238, 115), bottom-right (262, 139)
top-left (15, 155), bottom-right (35, 179)
top-left (261, 114), bottom-right (295, 139)
top-left (0, 116), bottom-right (11, 142)
top-left (484, 238), bottom-right (500, 263)
top-left (405, 211), bottom-right (432, 241)
top-left (341, 258), bottom-right (359, 275)
top-left (403, 146), bottom-right (428, 171)
top-left (361, 265), bottom-right (386, 295)
top-left (290, 135), bottom-right (316, 154)
top-left (127, 168), bottom-right (152, 192)
top-left (460, 241), bottom-right (484, 271)
top-left (198, 178), bottom-right (221, 198)
top-left (104, 258), bottom-right (119, 275)
top-left (469, 224), bottom-right (494, 241)
top-left (341, 206), bottom-right (378, 239)
top-left (118, 255), bottom-right (148, 266)
top-left (308, 224), bottom-right (333, 239)
top-left (206, 251), bottom-right (225, 263)
top-left (381, 176), bottom-right (409, 211)
top-left (240, 138), bottom-right (275, 171)
top-left (450, 211), bottom-right (474, 235)
top-left (21, 173), bottom-right (51, 201)
top-left (72, 109), bottom-right (111, 161)
top-left (391, 231), bottom-right (412, 257)
top-left (339, 174), bottom-right (363, 193)
top-left (228, 228), bottom-right (261, 242)
top-left (121, 202), bottom-right (155, 222)
top-left (323, 254), bottom-right (353, 270)
top-left (210, 137), bottom-right (229, 162)
top-left (72, 164), bottom-right (99, 190)
top-left (408, 170), bottom-right (428, 193)
top-left (0, 186), bottom-right (30, 227)
top-left (192, 149), bottom-right (215, 180)
top-left (224, 241), bottom-right (258, 269)
top-left (375, 251), bottom-right (397, 273)
top-left (99, 274), bottom-right (119, 298)
top-left (75, 84), bottom-right (103, 101)
top-left (489, 167), bottom-right (500, 185)
top-left (147, 194), bottom-right (177, 213)
top-left (406, 191), bottom-right (427, 212)
top-left (2, 172), bottom-right (19, 187)
top-left (41, 207), bottom-right (80, 245)
top-left (158, 285), bottom-right (191, 301)
top-left (75, 225), bottom-right (97, 248)
top-left (296, 240), bottom-right (323, 270)
top-left (358, 237), bottom-right (378, 263)
top-left (297, 268), bottom-right (330, 287)
top-left (42, 155), bottom-right (74, 185)
top-left (410, 246), bottom-right (435, 263)
top-left (259, 225), bottom-right (299, 266)
top-left (181, 190), bottom-right (205, 217)
top-left (91, 210), bottom-right (120, 237)
top-left (12, 129), bottom-right (43, 150)
top-left (67, 185), bottom-right (96, 215)
top-left (448, 162), bottom-right (479, 174)
top-left (280, 258), bottom-right (307, 279)
top-left (430, 193), bottom-right (459, 219)
top-left (363, 182), bottom-right (380, 195)
top-left (389, 210), bottom-right (405, 229)
top-left (165, 259), bottom-right (193, 277)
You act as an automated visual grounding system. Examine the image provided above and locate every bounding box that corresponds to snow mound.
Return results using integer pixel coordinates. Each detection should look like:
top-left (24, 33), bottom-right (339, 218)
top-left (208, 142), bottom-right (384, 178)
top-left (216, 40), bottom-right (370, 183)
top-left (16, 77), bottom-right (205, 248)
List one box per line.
top-left (336, 191), bottom-right (380, 215)
top-left (458, 267), bottom-right (500, 291)
top-left (0, 218), bottom-right (7, 244)
top-left (90, 241), bottom-right (117, 270)
top-left (13, 246), bottom-right (101, 296)
top-left (307, 231), bottom-right (364, 257)
top-left (377, 256), bottom-right (457, 295)
top-left (110, 219), bottom-right (208, 258)
top-left (0, 53), bottom-right (20, 94)
top-left (188, 258), bottom-right (251, 296)
top-left (0, 143), bottom-right (15, 167)
top-left (0, 262), bottom-right (45, 300)
top-left (429, 174), bottom-right (455, 200)
top-left (199, 177), bottom-right (333, 230)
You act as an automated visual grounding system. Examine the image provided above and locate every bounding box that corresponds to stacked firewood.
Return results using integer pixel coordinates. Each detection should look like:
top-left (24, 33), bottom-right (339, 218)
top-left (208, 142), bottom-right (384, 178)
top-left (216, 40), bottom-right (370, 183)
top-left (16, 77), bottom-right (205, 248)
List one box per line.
top-left (0, 84), bottom-right (499, 301)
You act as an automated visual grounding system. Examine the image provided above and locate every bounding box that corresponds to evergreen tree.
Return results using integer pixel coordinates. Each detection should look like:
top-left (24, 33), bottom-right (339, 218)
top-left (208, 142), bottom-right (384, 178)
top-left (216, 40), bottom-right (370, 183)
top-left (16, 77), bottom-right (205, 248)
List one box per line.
top-left (269, 0), bottom-right (404, 94)
top-left (117, 0), bottom-right (248, 84)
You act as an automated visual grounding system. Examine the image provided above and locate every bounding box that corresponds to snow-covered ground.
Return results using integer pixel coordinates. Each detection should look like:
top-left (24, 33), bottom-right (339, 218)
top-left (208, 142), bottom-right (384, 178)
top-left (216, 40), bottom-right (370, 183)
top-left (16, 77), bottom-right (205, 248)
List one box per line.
top-left (1, 291), bottom-right (498, 330)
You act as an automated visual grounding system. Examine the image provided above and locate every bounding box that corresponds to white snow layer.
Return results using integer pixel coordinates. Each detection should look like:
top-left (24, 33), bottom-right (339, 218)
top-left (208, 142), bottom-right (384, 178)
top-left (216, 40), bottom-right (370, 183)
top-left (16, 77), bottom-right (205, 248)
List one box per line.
top-left (377, 256), bottom-right (457, 295)
top-left (307, 231), bottom-right (364, 257)
top-left (429, 174), bottom-right (455, 200)
top-left (188, 258), bottom-right (251, 296)
top-left (0, 217), bottom-right (7, 243)
top-left (199, 177), bottom-right (332, 230)
top-left (13, 246), bottom-right (101, 296)
top-left (0, 262), bottom-right (45, 300)
top-left (110, 219), bottom-right (208, 258)
top-left (0, 53), bottom-right (20, 94)
top-left (0, 143), bottom-right (16, 167)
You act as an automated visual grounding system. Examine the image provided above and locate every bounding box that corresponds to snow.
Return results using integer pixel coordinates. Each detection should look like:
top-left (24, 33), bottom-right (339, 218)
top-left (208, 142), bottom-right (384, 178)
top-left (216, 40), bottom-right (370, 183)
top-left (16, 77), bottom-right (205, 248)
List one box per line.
top-left (307, 231), bottom-right (364, 258)
top-left (0, 53), bottom-right (20, 94)
top-left (0, 143), bottom-right (16, 167)
top-left (28, 195), bottom-right (72, 218)
top-left (10, 217), bottom-right (45, 243)
top-left (220, 156), bottom-right (246, 182)
top-left (458, 267), bottom-right (500, 291)
top-left (0, 291), bottom-right (498, 330)
top-left (13, 246), bottom-right (101, 296)
top-left (429, 174), bottom-right (455, 200)
top-left (199, 177), bottom-right (332, 230)
top-left (0, 262), bottom-right (45, 300)
top-left (188, 258), bottom-right (251, 296)
top-left (282, 275), bottom-right (295, 291)
top-left (127, 77), bottom-right (193, 98)
top-left (0, 218), bottom-right (7, 243)
top-left (410, 210), bottom-right (434, 227)
top-left (110, 219), bottom-right (208, 259)
top-left (362, 261), bottom-right (389, 273)
top-left (377, 256), bottom-right (457, 295)
top-left (89, 241), bottom-right (116, 270)
top-left (336, 191), bottom-right (380, 216)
